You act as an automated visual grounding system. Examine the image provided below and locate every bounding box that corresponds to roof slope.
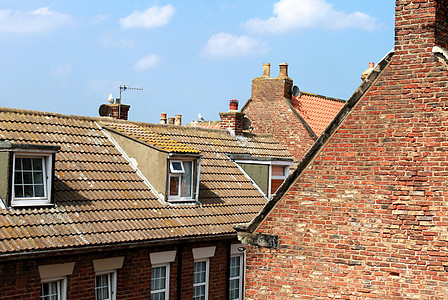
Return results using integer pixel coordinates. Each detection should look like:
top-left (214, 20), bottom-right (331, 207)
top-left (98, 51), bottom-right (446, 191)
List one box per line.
top-left (0, 108), bottom-right (292, 257)
top-left (291, 92), bottom-right (345, 136)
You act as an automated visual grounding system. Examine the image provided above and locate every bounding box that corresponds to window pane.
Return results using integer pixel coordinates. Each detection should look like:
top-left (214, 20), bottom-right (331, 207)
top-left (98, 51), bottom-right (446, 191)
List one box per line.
top-left (24, 185), bottom-right (34, 197)
top-left (34, 172), bottom-right (44, 184)
top-left (230, 256), bottom-right (240, 277)
top-left (34, 184), bottom-right (44, 197)
top-left (23, 172), bottom-right (33, 184)
top-left (22, 158), bottom-right (32, 170)
top-left (193, 285), bottom-right (205, 300)
top-left (151, 292), bottom-right (165, 300)
top-left (41, 281), bottom-right (59, 300)
top-left (194, 261), bottom-right (206, 284)
top-left (95, 274), bottom-right (110, 300)
top-left (15, 158), bottom-right (22, 170)
top-left (271, 165), bottom-right (285, 177)
top-left (151, 266), bottom-right (166, 291)
top-left (14, 185), bottom-right (23, 197)
top-left (33, 158), bottom-right (43, 170)
top-left (229, 279), bottom-right (240, 300)
top-left (170, 161), bottom-right (183, 172)
top-left (169, 176), bottom-right (179, 196)
top-left (14, 171), bottom-right (23, 184)
top-left (181, 161), bottom-right (192, 197)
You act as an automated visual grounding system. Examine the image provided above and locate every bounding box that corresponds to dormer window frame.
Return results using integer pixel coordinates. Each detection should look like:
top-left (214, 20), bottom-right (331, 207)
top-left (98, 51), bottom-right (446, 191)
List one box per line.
top-left (11, 150), bottom-right (57, 207)
top-left (0, 141), bottom-right (59, 208)
top-left (167, 155), bottom-right (201, 203)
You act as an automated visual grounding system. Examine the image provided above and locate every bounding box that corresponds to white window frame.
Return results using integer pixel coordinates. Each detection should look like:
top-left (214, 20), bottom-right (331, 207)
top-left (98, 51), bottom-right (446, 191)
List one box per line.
top-left (229, 254), bottom-right (244, 300)
top-left (95, 270), bottom-right (117, 300)
top-left (11, 151), bottom-right (54, 207)
top-left (229, 244), bottom-right (244, 300)
top-left (41, 277), bottom-right (67, 300)
top-left (193, 258), bottom-right (210, 300)
top-left (168, 159), bottom-right (195, 202)
top-left (151, 263), bottom-right (170, 300)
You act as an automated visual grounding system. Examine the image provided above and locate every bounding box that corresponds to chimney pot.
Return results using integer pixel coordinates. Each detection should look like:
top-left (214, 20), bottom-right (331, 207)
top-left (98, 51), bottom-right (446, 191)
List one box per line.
top-left (262, 63), bottom-right (271, 77)
top-left (160, 113), bottom-right (167, 124)
top-left (168, 117), bottom-right (175, 125)
top-left (279, 63), bottom-right (288, 77)
top-left (229, 99), bottom-right (239, 111)
top-left (175, 114), bottom-right (182, 125)
top-left (369, 62), bottom-right (374, 69)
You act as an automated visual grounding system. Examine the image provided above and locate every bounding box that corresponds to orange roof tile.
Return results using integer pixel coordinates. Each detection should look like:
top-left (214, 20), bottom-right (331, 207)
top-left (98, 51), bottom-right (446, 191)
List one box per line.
top-left (291, 92), bottom-right (345, 136)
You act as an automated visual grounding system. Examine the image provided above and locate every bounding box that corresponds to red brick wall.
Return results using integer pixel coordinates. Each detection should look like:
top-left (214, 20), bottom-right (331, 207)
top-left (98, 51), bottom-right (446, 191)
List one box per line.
top-left (0, 239), bottom-right (236, 299)
top-left (244, 0), bottom-right (448, 298)
top-left (243, 76), bottom-right (315, 162)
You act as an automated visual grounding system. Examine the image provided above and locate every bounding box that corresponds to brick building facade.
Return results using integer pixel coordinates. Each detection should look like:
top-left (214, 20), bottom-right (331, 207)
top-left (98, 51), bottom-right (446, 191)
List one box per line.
top-left (236, 0), bottom-right (448, 298)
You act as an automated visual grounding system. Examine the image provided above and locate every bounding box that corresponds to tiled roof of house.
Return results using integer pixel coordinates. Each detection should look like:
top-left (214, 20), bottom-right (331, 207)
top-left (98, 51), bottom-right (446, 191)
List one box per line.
top-left (186, 120), bottom-right (222, 129)
top-left (106, 123), bottom-right (200, 153)
top-left (0, 107), bottom-right (292, 256)
top-left (291, 92), bottom-right (345, 136)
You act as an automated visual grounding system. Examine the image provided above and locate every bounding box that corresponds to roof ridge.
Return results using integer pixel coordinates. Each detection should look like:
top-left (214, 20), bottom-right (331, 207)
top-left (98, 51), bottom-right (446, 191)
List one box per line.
top-left (299, 91), bottom-right (346, 103)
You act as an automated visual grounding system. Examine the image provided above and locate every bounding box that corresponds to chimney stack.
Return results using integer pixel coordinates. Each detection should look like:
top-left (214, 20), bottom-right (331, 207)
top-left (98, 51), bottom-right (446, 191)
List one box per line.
top-left (175, 115), bottom-right (182, 125)
top-left (220, 99), bottom-right (245, 136)
top-left (251, 63), bottom-right (293, 102)
top-left (160, 113), bottom-right (167, 124)
top-left (99, 103), bottom-right (131, 120)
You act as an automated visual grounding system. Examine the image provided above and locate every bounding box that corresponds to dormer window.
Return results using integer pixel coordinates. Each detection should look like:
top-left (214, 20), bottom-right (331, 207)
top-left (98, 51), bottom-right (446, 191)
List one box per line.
top-left (0, 141), bottom-right (59, 207)
top-left (12, 154), bottom-right (52, 205)
top-left (168, 160), bottom-right (194, 201)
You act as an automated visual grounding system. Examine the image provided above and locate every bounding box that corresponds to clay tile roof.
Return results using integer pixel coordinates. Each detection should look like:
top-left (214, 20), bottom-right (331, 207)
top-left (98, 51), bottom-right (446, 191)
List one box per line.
top-left (186, 120), bottom-right (222, 129)
top-left (291, 92), bottom-right (345, 136)
top-left (104, 122), bottom-right (200, 154)
top-left (0, 107), bottom-right (293, 256)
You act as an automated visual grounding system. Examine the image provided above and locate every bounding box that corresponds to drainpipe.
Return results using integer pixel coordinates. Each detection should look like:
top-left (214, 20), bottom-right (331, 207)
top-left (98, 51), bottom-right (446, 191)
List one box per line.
top-left (177, 244), bottom-right (183, 300)
top-left (195, 157), bottom-right (202, 202)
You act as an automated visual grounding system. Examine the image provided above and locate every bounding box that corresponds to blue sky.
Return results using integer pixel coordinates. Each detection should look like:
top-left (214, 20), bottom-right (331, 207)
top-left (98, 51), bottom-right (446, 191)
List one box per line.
top-left (0, 0), bottom-right (395, 124)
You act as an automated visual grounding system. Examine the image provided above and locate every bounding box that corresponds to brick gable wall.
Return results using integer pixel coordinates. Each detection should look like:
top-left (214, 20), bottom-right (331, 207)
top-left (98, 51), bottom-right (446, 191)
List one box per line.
top-left (243, 0), bottom-right (448, 298)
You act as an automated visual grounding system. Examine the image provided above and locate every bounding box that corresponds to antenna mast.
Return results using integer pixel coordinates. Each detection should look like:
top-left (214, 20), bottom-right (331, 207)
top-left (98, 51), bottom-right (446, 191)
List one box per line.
top-left (117, 84), bottom-right (143, 118)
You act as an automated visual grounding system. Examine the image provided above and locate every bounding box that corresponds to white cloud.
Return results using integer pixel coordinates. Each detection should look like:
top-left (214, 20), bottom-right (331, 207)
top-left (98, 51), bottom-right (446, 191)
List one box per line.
top-left (120, 5), bottom-right (175, 29)
top-left (202, 33), bottom-right (268, 59)
top-left (100, 34), bottom-right (134, 49)
top-left (0, 7), bottom-right (73, 34)
top-left (51, 64), bottom-right (72, 78)
top-left (243, 0), bottom-right (378, 34)
top-left (134, 54), bottom-right (161, 71)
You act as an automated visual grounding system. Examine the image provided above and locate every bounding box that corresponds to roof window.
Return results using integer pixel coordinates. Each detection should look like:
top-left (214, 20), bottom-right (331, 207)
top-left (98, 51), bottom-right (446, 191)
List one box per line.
top-left (0, 141), bottom-right (59, 207)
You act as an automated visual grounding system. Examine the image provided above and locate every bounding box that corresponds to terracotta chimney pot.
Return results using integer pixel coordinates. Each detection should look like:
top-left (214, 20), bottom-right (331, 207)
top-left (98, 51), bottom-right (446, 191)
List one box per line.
top-left (168, 117), bottom-right (175, 125)
top-left (160, 113), bottom-right (167, 124)
top-left (175, 115), bottom-right (182, 125)
top-left (263, 63), bottom-right (271, 77)
top-left (279, 63), bottom-right (288, 77)
top-left (229, 99), bottom-right (239, 111)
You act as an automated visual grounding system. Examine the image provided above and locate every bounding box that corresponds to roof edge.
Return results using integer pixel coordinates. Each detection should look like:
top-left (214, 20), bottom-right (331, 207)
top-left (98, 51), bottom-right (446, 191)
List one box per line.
top-left (282, 98), bottom-right (318, 140)
top-left (235, 50), bottom-right (395, 234)
top-left (299, 91), bottom-right (346, 103)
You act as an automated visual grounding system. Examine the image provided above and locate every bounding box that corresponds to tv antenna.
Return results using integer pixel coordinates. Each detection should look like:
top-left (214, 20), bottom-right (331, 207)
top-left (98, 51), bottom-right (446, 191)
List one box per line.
top-left (117, 84), bottom-right (143, 104)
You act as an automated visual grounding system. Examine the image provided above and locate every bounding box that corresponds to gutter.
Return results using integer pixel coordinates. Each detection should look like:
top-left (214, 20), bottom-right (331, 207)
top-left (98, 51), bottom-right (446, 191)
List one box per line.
top-left (0, 233), bottom-right (238, 263)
